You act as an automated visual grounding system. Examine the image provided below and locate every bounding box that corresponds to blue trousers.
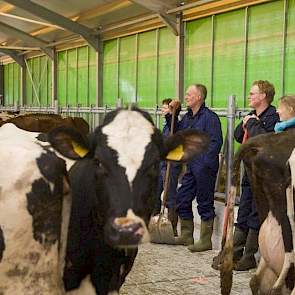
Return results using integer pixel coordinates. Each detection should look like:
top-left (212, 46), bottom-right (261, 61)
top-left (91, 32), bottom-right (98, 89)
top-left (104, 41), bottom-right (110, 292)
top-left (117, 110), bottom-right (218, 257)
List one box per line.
top-left (236, 176), bottom-right (260, 231)
top-left (176, 164), bottom-right (216, 221)
top-left (155, 162), bottom-right (181, 214)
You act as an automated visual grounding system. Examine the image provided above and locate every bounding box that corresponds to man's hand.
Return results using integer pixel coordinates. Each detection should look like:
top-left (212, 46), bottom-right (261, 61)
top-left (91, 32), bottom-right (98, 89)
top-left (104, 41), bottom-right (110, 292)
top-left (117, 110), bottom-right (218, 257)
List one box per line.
top-left (243, 114), bottom-right (259, 126)
top-left (169, 100), bottom-right (181, 114)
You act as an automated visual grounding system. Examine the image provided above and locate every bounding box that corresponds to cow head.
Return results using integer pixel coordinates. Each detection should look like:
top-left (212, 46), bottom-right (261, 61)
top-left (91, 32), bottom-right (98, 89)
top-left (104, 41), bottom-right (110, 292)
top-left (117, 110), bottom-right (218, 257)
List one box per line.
top-left (48, 108), bottom-right (209, 248)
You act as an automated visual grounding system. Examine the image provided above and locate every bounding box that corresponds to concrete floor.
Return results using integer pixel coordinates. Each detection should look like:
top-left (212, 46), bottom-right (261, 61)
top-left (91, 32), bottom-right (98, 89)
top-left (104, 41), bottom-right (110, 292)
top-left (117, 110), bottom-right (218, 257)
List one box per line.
top-left (120, 201), bottom-right (255, 295)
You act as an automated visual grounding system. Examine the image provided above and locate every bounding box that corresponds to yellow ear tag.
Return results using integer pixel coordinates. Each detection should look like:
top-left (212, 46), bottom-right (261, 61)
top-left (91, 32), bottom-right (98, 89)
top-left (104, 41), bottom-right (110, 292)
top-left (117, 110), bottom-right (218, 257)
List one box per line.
top-left (72, 141), bottom-right (89, 158)
top-left (166, 144), bottom-right (184, 161)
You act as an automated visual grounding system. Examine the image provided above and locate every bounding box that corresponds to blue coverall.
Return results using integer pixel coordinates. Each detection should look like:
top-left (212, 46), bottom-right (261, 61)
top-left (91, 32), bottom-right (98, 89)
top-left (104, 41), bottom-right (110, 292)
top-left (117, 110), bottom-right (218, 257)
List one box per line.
top-left (166, 104), bottom-right (223, 221)
top-left (234, 105), bottom-right (279, 231)
top-left (156, 122), bottom-right (181, 213)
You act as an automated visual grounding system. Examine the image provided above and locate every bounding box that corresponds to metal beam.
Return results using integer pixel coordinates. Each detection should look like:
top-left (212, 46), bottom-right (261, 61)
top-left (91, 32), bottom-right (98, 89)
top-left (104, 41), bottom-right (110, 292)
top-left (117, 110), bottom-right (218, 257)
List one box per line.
top-left (158, 13), bottom-right (178, 35)
top-left (4, 0), bottom-right (100, 52)
top-left (0, 64), bottom-right (4, 106)
top-left (167, 0), bottom-right (220, 14)
top-left (0, 45), bottom-right (40, 51)
top-left (130, 0), bottom-right (174, 12)
top-left (130, 0), bottom-right (178, 35)
top-left (0, 48), bottom-right (24, 67)
top-left (0, 22), bottom-right (54, 59)
top-left (175, 13), bottom-right (184, 101)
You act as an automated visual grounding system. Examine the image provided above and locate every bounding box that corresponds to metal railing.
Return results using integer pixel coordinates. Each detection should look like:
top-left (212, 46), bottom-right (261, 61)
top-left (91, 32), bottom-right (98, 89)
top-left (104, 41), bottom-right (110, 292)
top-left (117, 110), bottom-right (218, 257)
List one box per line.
top-left (0, 96), bottom-right (245, 200)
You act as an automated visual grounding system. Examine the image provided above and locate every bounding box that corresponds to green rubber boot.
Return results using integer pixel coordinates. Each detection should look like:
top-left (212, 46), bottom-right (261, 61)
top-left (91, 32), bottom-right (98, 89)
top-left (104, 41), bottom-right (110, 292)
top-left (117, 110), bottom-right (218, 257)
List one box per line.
top-left (174, 219), bottom-right (194, 246)
top-left (188, 219), bottom-right (213, 252)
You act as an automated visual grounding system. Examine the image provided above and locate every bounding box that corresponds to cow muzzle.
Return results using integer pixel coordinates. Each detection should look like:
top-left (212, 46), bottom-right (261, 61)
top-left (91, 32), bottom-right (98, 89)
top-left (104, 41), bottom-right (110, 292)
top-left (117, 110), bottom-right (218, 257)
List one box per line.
top-left (105, 209), bottom-right (150, 247)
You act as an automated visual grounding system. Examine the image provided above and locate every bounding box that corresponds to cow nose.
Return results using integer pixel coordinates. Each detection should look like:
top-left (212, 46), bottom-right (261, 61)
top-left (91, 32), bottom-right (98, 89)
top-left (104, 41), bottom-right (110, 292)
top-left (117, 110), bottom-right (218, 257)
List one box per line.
top-left (107, 217), bottom-right (145, 247)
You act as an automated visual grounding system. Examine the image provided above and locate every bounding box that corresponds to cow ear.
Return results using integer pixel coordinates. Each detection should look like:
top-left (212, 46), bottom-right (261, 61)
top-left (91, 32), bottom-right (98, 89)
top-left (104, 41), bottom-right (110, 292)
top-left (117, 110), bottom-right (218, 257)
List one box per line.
top-left (163, 129), bottom-right (209, 162)
top-left (48, 127), bottom-right (90, 160)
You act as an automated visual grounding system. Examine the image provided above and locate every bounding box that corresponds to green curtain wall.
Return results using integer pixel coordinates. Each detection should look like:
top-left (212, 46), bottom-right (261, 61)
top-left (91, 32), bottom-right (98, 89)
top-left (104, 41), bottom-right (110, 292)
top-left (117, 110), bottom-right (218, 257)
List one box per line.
top-left (3, 0), bottom-right (295, 108)
top-left (3, 62), bottom-right (20, 106)
top-left (57, 46), bottom-right (97, 107)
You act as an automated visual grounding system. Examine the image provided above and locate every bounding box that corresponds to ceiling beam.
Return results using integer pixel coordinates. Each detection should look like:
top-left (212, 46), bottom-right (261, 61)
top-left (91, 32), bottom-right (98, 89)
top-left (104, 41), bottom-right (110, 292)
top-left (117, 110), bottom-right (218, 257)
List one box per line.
top-left (0, 45), bottom-right (40, 50)
top-left (0, 48), bottom-right (24, 66)
top-left (129, 0), bottom-right (178, 35)
top-left (130, 0), bottom-right (174, 13)
top-left (3, 0), bottom-right (100, 51)
top-left (0, 21), bottom-right (54, 59)
top-left (158, 13), bottom-right (178, 35)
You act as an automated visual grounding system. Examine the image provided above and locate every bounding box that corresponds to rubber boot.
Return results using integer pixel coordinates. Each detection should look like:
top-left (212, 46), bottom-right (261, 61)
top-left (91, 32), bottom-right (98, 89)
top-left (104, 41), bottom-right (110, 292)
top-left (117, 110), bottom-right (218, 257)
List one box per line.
top-left (168, 208), bottom-right (178, 237)
top-left (233, 227), bottom-right (248, 263)
top-left (211, 226), bottom-right (247, 270)
top-left (174, 219), bottom-right (194, 246)
top-left (188, 219), bottom-right (213, 252)
top-left (234, 229), bottom-right (258, 271)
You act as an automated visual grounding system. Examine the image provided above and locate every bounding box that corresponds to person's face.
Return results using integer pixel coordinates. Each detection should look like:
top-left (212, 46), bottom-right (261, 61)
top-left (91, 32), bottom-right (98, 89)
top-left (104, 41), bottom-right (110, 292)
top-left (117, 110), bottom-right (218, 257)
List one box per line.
top-left (185, 86), bottom-right (201, 109)
top-left (161, 103), bottom-right (170, 117)
top-left (248, 85), bottom-right (266, 109)
top-left (277, 102), bottom-right (295, 121)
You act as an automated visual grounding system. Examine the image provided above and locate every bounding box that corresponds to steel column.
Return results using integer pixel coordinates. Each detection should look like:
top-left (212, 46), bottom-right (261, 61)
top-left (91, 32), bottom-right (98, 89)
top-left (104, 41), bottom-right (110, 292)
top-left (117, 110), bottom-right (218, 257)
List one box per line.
top-left (175, 13), bottom-right (184, 101)
top-left (225, 95), bottom-right (236, 201)
top-left (51, 50), bottom-right (57, 107)
top-left (242, 7), bottom-right (249, 107)
top-left (281, 0), bottom-right (288, 96)
top-left (0, 64), bottom-right (3, 105)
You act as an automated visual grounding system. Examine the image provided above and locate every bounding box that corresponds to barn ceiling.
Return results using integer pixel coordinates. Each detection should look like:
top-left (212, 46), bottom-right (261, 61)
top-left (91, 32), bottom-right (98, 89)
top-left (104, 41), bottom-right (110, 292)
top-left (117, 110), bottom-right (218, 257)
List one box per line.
top-left (0, 0), bottom-right (271, 61)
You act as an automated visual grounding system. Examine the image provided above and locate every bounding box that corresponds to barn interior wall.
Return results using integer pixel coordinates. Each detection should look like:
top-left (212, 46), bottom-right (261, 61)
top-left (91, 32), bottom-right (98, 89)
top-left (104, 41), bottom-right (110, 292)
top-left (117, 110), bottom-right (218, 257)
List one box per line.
top-left (2, 0), bottom-right (295, 111)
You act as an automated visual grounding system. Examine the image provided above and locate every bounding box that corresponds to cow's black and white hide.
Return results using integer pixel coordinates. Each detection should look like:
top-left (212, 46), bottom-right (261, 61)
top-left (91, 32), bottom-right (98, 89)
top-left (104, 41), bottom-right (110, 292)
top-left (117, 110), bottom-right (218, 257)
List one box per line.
top-left (0, 108), bottom-right (209, 295)
top-left (223, 128), bottom-right (295, 295)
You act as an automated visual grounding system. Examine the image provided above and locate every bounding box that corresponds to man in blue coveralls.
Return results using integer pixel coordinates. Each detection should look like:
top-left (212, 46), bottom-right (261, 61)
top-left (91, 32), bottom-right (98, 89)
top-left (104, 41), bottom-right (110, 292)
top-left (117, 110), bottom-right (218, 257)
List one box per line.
top-left (167, 84), bottom-right (223, 252)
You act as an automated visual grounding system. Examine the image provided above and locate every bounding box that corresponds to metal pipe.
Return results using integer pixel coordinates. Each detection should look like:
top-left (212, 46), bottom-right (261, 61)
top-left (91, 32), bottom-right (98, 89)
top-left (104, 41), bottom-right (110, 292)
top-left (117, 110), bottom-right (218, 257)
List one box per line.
top-left (210, 14), bottom-right (215, 107)
top-left (242, 7), bottom-right (249, 107)
top-left (281, 0), bottom-right (288, 96)
top-left (225, 95), bottom-right (236, 201)
top-left (135, 33), bottom-right (139, 103)
top-left (155, 28), bottom-right (160, 106)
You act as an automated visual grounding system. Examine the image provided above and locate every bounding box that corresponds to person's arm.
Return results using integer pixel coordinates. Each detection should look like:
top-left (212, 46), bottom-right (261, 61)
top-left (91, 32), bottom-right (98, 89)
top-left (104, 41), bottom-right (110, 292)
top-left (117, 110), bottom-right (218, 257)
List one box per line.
top-left (203, 115), bottom-right (223, 167)
top-left (165, 100), bottom-right (182, 133)
top-left (245, 113), bottom-right (279, 137)
top-left (234, 121), bottom-right (244, 143)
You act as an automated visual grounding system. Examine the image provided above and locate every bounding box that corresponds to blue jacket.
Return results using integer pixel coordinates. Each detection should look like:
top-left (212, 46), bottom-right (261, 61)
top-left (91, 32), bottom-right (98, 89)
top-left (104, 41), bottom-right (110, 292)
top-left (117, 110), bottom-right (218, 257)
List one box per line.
top-left (166, 103), bottom-right (223, 170)
top-left (234, 105), bottom-right (279, 143)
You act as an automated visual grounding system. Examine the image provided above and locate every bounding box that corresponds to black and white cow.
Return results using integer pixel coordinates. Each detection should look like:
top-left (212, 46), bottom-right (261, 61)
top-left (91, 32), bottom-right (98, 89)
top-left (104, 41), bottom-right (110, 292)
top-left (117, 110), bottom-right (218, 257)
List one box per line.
top-left (0, 107), bottom-right (209, 294)
top-left (221, 128), bottom-right (295, 295)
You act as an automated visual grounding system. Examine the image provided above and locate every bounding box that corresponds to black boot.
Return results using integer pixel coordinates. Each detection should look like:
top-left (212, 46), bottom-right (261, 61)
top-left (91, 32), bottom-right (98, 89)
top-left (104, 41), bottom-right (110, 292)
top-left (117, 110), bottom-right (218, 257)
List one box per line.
top-left (168, 208), bottom-right (178, 237)
top-left (233, 227), bottom-right (248, 263)
top-left (211, 226), bottom-right (247, 270)
top-left (235, 229), bottom-right (258, 271)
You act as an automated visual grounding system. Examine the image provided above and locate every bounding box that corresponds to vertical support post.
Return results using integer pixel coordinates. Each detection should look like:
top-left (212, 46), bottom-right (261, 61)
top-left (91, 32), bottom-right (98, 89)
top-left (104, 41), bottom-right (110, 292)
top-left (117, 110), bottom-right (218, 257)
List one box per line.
top-left (117, 38), bottom-right (121, 101)
top-left (20, 61), bottom-right (26, 106)
top-left (175, 12), bottom-right (184, 102)
top-left (155, 28), bottom-right (160, 106)
top-left (0, 63), bottom-right (4, 105)
top-left (135, 33), bottom-right (139, 103)
top-left (242, 7), bottom-right (249, 107)
top-left (281, 0), bottom-right (288, 96)
top-left (225, 95), bottom-right (236, 201)
top-left (210, 14), bottom-right (215, 107)
top-left (96, 37), bottom-right (103, 107)
top-left (51, 49), bottom-right (57, 107)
